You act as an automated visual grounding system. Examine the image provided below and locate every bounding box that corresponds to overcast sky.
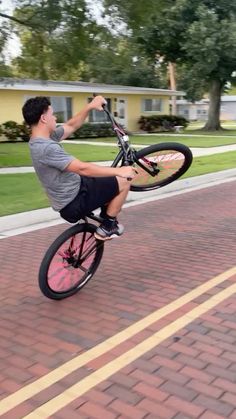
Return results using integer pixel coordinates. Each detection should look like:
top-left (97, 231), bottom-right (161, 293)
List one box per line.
top-left (1, 0), bottom-right (15, 15)
top-left (1, 0), bottom-right (21, 61)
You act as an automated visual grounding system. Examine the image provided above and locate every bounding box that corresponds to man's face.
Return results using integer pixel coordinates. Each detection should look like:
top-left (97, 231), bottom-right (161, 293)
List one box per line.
top-left (42, 105), bottom-right (57, 132)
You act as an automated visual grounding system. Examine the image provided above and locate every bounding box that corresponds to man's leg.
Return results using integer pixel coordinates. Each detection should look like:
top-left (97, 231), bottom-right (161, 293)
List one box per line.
top-left (105, 177), bottom-right (130, 217)
top-left (95, 177), bottom-right (130, 240)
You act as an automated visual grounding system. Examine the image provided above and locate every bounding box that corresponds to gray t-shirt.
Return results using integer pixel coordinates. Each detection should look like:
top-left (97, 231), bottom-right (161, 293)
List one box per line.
top-left (29, 126), bottom-right (81, 211)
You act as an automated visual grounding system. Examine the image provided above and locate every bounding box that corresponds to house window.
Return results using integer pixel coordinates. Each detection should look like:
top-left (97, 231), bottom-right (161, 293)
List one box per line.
top-left (197, 109), bottom-right (207, 115)
top-left (50, 96), bottom-right (72, 122)
top-left (88, 98), bottom-right (111, 122)
top-left (142, 98), bottom-right (162, 112)
top-left (23, 95), bottom-right (72, 123)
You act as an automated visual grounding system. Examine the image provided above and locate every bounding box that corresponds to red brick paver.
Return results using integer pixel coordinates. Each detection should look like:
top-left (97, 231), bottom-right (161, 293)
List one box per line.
top-left (0, 182), bottom-right (236, 417)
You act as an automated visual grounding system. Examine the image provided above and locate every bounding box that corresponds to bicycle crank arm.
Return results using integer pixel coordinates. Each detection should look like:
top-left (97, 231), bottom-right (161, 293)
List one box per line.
top-left (135, 159), bottom-right (160, 177)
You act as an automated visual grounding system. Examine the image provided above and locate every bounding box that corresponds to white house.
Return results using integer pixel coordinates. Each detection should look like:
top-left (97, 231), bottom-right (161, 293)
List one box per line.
top-left (219, 96), bottom-right (236, 120)
top-left (176, 95), bottom-right (236, 121)
top-left (176, 99), bottom-right (208, 121)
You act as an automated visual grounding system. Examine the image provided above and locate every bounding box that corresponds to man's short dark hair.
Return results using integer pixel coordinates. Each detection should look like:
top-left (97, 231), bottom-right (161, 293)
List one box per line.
top-left (22, 96), bottom-right (51, 126)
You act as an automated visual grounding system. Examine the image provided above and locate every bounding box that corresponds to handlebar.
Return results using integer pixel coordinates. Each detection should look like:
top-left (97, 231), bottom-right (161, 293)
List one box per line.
top-left (92, 94), bottom-right (136, 179)
top-left (103, 104), bottom-right (127, 137)
top-left (93, 94), bottom-right (126, 137)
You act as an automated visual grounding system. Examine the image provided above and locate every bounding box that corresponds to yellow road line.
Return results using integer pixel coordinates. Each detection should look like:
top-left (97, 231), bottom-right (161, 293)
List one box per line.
top-left (0, 267), bottom-right (235, 416)
top-left (24, 282), bottom-right (236, 418)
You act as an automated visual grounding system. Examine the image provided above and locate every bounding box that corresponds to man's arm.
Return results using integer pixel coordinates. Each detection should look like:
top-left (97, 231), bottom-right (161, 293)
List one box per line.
top-left (61, 95), bottom-right (106, 140)
top-left (66, 159), bottom-right (136, 179)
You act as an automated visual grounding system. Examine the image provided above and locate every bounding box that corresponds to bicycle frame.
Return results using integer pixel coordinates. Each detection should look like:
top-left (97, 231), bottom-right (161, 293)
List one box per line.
top-left (65, 214), bottom-right (103, 269)
top-left (66, 104), bottom-right (161, 234)
top-left (103, 105), bottom-right (133, 166)
top-left (103, 105), bottom-right (159, 177)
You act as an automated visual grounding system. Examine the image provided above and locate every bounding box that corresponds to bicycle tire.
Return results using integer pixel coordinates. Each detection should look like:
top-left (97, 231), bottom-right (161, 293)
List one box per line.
top-left (130, 142), bottom-right (193, 192)
top-left (39, 222), bottom-right (104, 300)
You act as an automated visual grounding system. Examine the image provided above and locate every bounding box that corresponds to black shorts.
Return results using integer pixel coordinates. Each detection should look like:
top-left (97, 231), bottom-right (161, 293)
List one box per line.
top-left (60, 176), bottom-right (119, 223)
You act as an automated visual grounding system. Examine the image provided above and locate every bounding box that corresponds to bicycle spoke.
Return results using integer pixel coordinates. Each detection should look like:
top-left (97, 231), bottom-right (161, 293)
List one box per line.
top-left (132, 147), bottom-right (187, 188)
top-left (79, 240), bottom-right (99, 263)
top-left (48, 266), bottom-right (72, 290)
top-left (70, 232), bottom-right (95, 261)
top-left (45, 228), bottom-right (101, 294)
top-left (77, 230), bottom-right (88, 259)
top-left (76, 264), bottom-right (88, 274)
top-left (48, 265), bottom-right (65, 279)
top-left (50, 273), bottom-right (69, 291)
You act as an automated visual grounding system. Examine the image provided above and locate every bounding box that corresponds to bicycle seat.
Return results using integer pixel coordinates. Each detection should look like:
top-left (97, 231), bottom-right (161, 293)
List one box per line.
top-left (60, 211), bottom-right (102, 225)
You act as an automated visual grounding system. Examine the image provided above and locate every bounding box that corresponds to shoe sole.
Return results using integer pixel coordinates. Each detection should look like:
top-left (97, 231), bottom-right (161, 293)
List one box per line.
top-left (94, 232), bottom-right (122, 241)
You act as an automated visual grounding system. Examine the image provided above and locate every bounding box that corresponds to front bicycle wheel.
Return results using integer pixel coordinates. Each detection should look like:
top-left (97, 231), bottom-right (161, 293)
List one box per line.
top-left (39, 223), bottom-right (104, 300)
top-left (130, 142), bottom-right (193, 192)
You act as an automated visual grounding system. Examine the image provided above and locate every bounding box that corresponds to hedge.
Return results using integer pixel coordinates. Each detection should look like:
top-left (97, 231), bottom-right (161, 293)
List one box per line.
top-left (0, 121), bottom-right (30, 142)
top-left (73, 123), bottom-right (115, 139)
top-left (138, 115), bottom-right (189, 132)
top-left (0, 121), bottom-right (116, 142)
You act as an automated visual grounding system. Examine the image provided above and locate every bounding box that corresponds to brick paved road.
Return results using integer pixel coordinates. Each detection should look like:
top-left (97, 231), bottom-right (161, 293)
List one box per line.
top-left (0, 182), bottom-right (236, 418)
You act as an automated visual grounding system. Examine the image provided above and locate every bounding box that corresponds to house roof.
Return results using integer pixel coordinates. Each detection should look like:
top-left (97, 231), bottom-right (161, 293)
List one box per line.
top-left (221, 95), bottom-right (236, 102)
top-left (176, 99), bottom-right (208, 105)
top-left (0, 77), bottom-right (184, 96)
top-left (200, 95), bottom-right (236, 103)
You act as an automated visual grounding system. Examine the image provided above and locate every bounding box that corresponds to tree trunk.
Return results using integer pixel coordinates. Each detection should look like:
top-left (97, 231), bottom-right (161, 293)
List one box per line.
top-left (203, 79), bottom-right (223, 130)
top-left (38, 32), bottom-right (48, 80)
top-left (168, 62), bottom-right (177, 115)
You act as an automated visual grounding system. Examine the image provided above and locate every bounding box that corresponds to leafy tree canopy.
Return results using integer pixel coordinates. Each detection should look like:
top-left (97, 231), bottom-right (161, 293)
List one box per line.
top-left (103, 0), bottom-right (236, 129)
top-left (6, 0), bottom-right (166, 87)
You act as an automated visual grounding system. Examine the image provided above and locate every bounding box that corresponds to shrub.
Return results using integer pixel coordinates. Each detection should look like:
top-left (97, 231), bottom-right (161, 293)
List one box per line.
top-left (73, 123), bottom-right (116, 139)
top-left (138, 115), bottom-right (189, 132)
top-left (2, 121), bottom-right (21, 141)
top-left (1, 121), bottom-right (30, 142)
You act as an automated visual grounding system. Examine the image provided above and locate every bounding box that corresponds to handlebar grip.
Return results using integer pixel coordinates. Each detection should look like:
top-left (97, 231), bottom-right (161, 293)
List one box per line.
top-left (93, 93), bottom-right (108, 111)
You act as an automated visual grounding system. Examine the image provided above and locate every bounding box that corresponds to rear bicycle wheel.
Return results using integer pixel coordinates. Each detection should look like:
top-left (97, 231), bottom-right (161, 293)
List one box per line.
top-left (130, 142), bottom-right (193, 192)
top-left (39, 223), bottom-right (104, 300)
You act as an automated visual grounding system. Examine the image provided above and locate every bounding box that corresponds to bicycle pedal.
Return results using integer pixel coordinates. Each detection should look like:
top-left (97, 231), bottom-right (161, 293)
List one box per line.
top-left (94, 232), bottom-right (117, 241)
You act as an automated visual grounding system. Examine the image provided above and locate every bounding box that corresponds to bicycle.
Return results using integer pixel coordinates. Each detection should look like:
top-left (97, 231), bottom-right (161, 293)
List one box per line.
top-left (39, 105), bottom-right (193, 300)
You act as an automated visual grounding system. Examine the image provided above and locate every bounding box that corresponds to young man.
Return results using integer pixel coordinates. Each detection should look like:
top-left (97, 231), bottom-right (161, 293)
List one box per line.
top-left (22, 95), bottom-right (135, 240)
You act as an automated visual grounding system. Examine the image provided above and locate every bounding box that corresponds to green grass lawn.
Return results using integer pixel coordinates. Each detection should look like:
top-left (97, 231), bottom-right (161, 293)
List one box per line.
top-left (1, 132), bottom-right (236, 168)
top-left (182, 150), bottom-right (236, 178)
top-left (129, 135), bottom-right (236, 147)
top-left (0, 142), bottom-right (118, 167)
top-left (0, 173), bottom-right (48, 216)
top-left (186, 121), bottom-right (236, 129)
top-left (185, 129), bottom-right (236, 136)
top-left (1, 151), bottom-right (236, 216)
top-left (80, 134), bottom-right (236, 147)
